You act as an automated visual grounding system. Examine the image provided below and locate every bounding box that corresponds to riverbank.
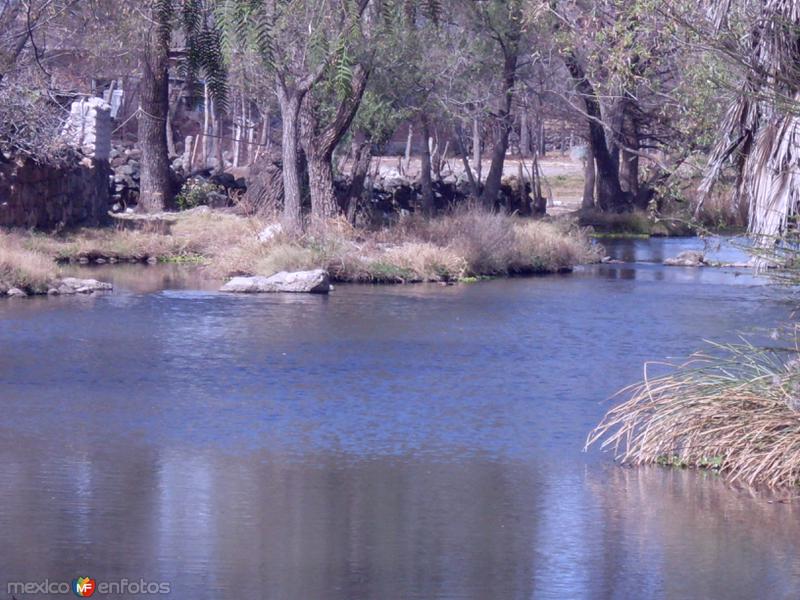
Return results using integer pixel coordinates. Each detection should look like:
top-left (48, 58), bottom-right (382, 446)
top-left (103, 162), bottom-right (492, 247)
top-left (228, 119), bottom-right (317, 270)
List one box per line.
top-left (0, 206), bottom-right (599, 293)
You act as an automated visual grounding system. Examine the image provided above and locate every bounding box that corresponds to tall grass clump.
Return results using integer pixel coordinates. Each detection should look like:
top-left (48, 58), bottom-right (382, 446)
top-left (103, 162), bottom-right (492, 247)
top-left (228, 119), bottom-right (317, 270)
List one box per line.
top-left (0, 232), bottom-right (59, 292)
top-left (396, 204), bottom-right (599, 277)
top-left (587, 339), bottom-right (800, 489)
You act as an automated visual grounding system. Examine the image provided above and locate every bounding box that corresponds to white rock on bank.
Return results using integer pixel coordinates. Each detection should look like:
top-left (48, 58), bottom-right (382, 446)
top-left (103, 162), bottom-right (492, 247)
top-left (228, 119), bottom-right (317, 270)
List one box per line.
top-left (7, 288), bottom-right (27, 297)
top-left (55, 278), bottom-right (114, 295)
top-left (221, 270), bottom-right (331, 294)
top-left (663, 250), bottom-right (706, 267)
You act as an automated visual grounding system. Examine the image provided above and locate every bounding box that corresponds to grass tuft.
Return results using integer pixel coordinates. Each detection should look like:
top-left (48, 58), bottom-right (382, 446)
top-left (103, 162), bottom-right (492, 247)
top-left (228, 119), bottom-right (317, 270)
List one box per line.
top-left (587, 338), bottom-right (800, 489)
top-left (0, 232), bottom-right (60, 292)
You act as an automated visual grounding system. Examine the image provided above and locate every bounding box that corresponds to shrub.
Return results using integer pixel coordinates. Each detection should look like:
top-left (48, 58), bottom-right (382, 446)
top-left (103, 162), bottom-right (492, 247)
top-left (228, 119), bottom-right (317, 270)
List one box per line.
top-left (175, 179), bottom-right (226, 210)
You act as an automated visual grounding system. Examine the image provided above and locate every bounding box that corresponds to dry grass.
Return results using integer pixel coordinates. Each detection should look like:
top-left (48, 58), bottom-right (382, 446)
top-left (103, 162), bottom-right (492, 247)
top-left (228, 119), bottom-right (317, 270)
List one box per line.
top-left (0, 232), bottom-right (60, 292)
top-left (587, 339), bottom-right (800, 489)
top-left (25, 210), bottom-right (260, 262)
top-left (211, 207), bottom-right (597, 283)
top-left (5, 206), bottom-right (597, 285)
top-left (690, 186), bottom-right (748, 231)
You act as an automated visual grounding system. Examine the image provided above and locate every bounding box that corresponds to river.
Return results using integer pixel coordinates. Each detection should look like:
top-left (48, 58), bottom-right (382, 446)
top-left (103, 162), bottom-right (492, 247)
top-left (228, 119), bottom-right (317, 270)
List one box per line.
top-left (0, 238), bottom-right (798, 599)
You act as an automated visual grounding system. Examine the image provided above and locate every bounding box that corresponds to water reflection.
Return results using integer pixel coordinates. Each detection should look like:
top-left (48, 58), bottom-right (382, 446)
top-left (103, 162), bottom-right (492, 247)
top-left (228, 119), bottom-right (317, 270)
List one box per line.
top-left (602, 236), bottom-right (751, 265)
top-left (1, 438), bottom-right (799, 599)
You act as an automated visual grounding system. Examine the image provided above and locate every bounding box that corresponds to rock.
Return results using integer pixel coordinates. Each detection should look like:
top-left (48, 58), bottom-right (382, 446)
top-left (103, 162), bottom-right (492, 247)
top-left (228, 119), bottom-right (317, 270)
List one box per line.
top-left (257, 223), bottom-right (283, 242)
top-left (663, 250), bottom-right (706, 267)
top-left (7, 287), bottom-right (27, 297)
top-left (56, 278), bottom-right (113, 294)
top-left (221, 269), bottom-right (331, 294)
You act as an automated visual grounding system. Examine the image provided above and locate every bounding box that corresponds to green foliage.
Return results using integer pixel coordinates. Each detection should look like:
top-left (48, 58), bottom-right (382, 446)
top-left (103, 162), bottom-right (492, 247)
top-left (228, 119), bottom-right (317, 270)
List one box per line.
top-left (353, 90), bottom-right (410, 145)
top-left (175, 178), bottom-right (225, 210)
top-left (181, 0), bottom-right (229, 111)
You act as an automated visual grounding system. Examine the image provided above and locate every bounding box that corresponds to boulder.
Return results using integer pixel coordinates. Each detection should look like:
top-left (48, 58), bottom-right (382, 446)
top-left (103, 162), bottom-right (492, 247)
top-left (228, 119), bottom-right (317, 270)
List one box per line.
top-left (221, 269), bottom-right (331, 294)
top-left (7, 287), bottom-right (27, 297)
top-left (55, 278), bottom-right (113, 295)
top-left (663, 250), bottom-right (706, 267)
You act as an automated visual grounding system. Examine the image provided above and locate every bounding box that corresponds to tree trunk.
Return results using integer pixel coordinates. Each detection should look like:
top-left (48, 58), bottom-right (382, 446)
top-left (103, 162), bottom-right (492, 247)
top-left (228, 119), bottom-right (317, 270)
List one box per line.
top-left (138, 11), bottom-right (172, 213)
top-left (472, 117), bottom-right (482, 183)
top-left (455, 122), bottom-right (480, 198)
top-left (301, 64), bottom-right (369, 221)
top-left (539, 119), bottom-right (546, 155)
top-left (420, 115), bottom-right (434, 215)
top-left (563, 52), bottom-right (628, 212)
top-left (233, 94), bottom-right (241, 168)
top-left (480, 47), bottom-right (519, 208)
top-left (520, 109), bottom-right (530, 157)
top-left (307, 154), bottom-right (338, 219)
top-left (166, 110), bottom-right (176, 159)
top-left (213, 101), bottom-right (224, 175)
top-left (403, 125), bottom-right (413, 176)
top-left (202, 83), bottom-right (211, 170)
top-left (346, 132), bottom-right (371, 223)
top-left (254, 109), bottom-right (269, 164)
top-left (619, 105), bottom-right (640, 201)
top-left (277, 88), bottom-right (303, 231)
top-left (582, 142), bottom-right (596, 209)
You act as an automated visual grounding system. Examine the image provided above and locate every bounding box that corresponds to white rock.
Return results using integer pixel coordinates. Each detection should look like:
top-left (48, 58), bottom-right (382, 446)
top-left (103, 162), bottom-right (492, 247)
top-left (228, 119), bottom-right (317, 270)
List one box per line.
top-left (221, 269), bottom-right (331, 294)
top-left (7, 288), bottom-right (27, 297)
top-left (57, 278), bottom-right (113, 294)
top-left (258, 223), bottom-right (283, 242)
top-left (663, 251), bottom-right (705, 267)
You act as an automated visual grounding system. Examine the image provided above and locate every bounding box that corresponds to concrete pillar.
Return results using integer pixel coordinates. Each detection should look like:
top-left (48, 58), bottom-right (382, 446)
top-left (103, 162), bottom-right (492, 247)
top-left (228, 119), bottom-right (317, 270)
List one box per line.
top-left (63, 97), bottom-right (112, 161)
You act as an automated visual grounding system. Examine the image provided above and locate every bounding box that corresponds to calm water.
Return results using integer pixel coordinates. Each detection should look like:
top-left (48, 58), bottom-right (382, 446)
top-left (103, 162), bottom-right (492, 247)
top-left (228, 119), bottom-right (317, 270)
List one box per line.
top-left (1, 238), bottom-right (799, 599)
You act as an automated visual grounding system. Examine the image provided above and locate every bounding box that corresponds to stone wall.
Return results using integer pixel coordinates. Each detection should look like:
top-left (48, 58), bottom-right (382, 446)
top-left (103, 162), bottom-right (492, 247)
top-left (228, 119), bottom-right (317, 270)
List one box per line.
top-left (0, 157), bottom-right (111, 230)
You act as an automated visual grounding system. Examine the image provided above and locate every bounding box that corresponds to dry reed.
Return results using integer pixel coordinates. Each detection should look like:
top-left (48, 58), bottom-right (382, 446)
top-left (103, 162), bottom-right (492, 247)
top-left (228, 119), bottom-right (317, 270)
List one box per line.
top-left (586, 339), bottom-right (800, 489)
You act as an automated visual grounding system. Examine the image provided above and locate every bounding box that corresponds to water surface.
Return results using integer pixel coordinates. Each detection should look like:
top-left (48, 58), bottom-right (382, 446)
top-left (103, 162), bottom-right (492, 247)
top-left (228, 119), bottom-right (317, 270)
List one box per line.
top-left (1, 238), bottom-right (798, 599)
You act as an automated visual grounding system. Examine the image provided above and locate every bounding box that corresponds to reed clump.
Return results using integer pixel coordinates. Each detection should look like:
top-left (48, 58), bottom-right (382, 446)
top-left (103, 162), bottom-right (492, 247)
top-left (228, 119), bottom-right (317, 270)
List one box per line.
top-left (587, 339), bottom-right (800, 489)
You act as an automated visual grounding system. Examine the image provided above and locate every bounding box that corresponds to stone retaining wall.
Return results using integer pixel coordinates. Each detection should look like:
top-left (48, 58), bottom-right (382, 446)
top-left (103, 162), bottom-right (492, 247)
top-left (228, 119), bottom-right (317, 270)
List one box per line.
top-left (0, 157), bottom-right (111, 230)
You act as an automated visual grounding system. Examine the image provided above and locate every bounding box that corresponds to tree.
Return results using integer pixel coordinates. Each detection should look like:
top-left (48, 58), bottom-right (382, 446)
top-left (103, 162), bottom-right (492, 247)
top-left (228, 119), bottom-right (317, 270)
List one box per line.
top-left (137, 0), bottom-right (174, 212)
top-left (138, 0), bottom-right (227, 213)
top-left (697, 0), bottom-right (800, 241)
top-left (222, 0), bottom-right (372, 229)
top-left (471, 0), bottom-right (525, 208)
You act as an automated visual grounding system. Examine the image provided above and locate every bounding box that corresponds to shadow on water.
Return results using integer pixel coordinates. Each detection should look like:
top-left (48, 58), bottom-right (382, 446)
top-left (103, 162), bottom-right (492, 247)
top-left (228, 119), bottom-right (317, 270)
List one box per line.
top-left (0, 238), bottom-right (797, 599)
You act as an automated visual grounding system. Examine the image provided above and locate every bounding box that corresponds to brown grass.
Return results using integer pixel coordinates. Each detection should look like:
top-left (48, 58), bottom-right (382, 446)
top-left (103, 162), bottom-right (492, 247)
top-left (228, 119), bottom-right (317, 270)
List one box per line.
top-left (587, 339), bottom-right (800, 489)
top-left (25, 210), bottom-right (259, 262)
top-left (0, 232), bottom-right (60, 292)
top-left (6, 206), bottom-right (598, 285)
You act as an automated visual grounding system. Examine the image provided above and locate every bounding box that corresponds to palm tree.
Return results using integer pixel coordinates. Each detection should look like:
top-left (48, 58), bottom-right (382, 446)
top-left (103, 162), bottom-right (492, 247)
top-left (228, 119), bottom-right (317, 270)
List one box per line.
top-left (698, 0), bottom-right (800, 242)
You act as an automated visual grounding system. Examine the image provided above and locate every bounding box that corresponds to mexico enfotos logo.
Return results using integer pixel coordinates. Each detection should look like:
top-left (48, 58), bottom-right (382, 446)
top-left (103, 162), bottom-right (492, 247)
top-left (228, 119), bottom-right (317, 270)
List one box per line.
top-left (7, 577), bottom-right (171, 596)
